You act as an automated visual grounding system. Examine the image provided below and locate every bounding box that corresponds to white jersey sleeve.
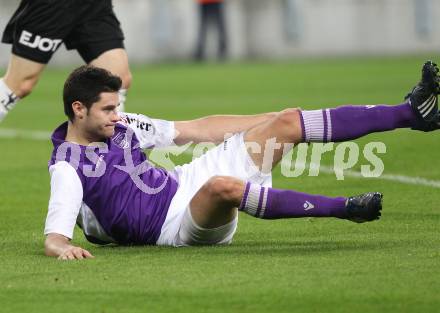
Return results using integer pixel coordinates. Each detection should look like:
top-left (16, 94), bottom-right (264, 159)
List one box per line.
top-left (44, 161), bottom-right (83, 240)
top-left (118, 112), bottom-right (175, 149)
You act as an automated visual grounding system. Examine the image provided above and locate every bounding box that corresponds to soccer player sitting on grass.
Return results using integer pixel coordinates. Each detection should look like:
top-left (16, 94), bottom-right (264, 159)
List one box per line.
top-left (44, 63), bottom-right (440, 260)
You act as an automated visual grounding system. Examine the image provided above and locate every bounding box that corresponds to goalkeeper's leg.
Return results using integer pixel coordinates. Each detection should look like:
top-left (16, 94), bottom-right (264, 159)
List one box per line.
top-left (89, 48), bottom-right (132, 112)
top-left (0, 55), bottom-right (45, 123)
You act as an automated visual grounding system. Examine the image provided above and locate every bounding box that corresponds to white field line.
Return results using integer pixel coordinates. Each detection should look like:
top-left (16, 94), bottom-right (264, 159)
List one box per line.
top-left (1, 128), bottom-right (439, 189)
top-left (309, 164), bottom-right (440, 189)
top-left (0, 128), bottom-right (51, 141)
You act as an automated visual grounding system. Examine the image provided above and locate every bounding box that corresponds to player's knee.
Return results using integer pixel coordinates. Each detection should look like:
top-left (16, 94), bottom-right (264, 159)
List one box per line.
top-left (205, 176), bottom-right (243, 203)
top-left (274, 108), bottom-right (301, 136)
top-left (120, 70), bottom-right (132, 89)
top-left (276, 108), bottom-right (301, 127)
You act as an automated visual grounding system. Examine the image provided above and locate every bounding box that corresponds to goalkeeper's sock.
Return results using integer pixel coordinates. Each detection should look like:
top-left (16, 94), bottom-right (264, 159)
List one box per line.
top-left (238, 182), bottom-right (347, 219)
top-left (0, 79), bottom-right (20, 123)
top-left (117, 89), bottom-right (127, 112)
top-left (299, 103), bottom-right (418, 142)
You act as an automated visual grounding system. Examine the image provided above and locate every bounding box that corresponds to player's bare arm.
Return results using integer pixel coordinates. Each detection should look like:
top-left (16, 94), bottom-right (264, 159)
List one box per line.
top-left (45, 233), bottom-right (93, 260)
top-left (174, 112), bottom-right (277, 145)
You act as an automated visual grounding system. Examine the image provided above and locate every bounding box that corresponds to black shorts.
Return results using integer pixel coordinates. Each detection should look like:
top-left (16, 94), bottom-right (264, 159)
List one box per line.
top-left (1, 0), bottom-right (125, 64)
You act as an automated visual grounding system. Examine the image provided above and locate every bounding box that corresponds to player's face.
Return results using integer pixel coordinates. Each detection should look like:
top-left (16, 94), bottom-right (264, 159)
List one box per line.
top-left (83, 92), bottom-right (120, 140)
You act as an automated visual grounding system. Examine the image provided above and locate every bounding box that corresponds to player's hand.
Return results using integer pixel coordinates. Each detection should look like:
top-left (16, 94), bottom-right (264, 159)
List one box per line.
top-left (58, 246), bottom-right (94, 261)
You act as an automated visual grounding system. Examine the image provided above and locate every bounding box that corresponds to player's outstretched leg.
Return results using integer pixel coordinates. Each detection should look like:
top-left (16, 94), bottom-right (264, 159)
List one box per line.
top-left (189, 176), bottom-right (382, 232)
top-left (299, 60), bottom-right (440, 143)
top-left (244, 61), bottom-right (440, 175)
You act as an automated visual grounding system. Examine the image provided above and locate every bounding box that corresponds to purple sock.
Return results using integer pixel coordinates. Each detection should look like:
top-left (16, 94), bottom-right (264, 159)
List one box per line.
top-left (299, 102), bottom-right (418, 142)
top-left (238, 182), bottom-right (347, 219)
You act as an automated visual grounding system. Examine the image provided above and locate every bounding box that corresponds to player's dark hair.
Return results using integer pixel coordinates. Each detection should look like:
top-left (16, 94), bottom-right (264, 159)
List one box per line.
top-left (63, 65), bottom-right (122, 121)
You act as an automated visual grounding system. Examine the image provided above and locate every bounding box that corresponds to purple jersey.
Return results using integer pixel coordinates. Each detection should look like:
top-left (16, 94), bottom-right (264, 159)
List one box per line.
top-left (48, 121), bottom-right (179, 245)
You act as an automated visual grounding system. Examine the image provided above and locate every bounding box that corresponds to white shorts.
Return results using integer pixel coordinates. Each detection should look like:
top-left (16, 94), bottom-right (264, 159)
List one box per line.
top-left (156, 132), bottom-right (272, 247)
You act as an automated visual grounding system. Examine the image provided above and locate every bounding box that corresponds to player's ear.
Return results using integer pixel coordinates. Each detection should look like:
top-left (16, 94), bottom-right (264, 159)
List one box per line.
top-left (72, 101), bottom-right (86, 120)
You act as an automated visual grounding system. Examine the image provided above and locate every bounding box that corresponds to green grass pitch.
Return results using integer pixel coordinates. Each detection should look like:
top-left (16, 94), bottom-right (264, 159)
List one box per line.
top-left (0, 56), bottom-right (439, 313)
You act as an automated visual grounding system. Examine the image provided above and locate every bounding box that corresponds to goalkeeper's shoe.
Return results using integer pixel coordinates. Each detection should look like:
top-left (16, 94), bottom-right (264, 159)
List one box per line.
top-left (344, 192), bottom-right (383, 223)
top-left (405, 60), bottom-right (440, 131)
